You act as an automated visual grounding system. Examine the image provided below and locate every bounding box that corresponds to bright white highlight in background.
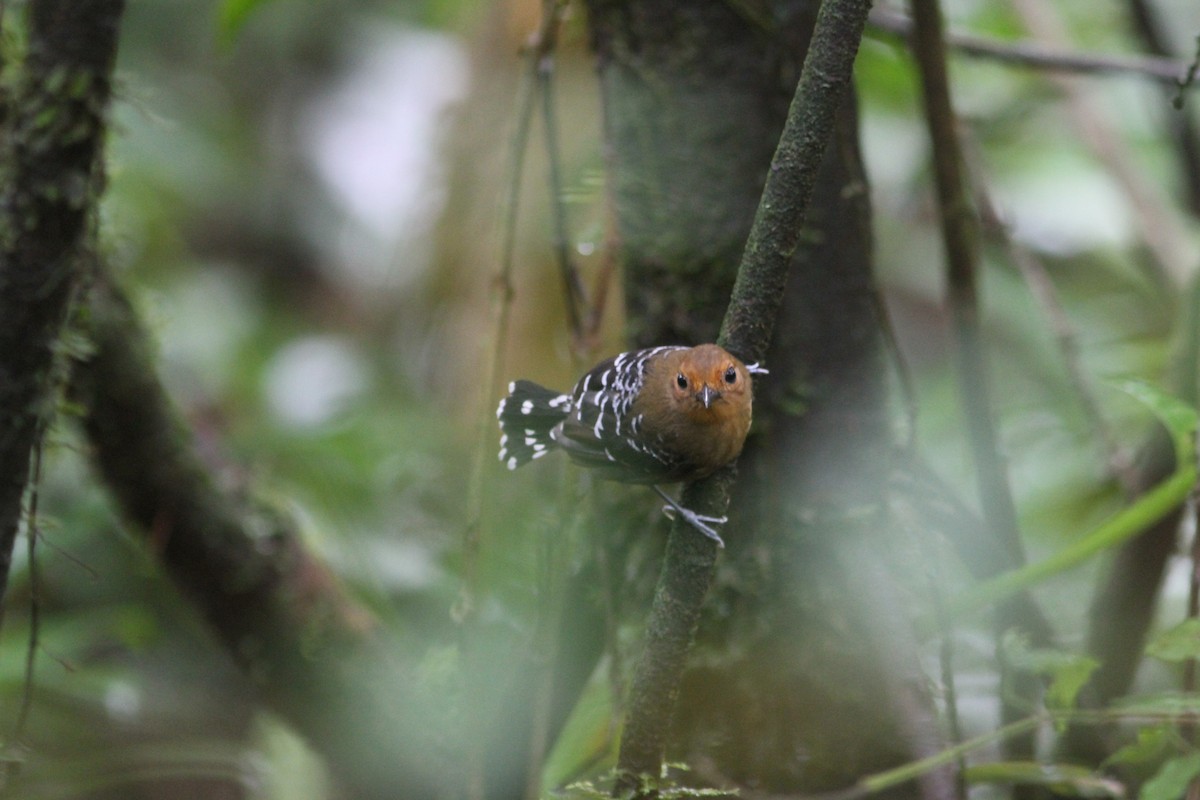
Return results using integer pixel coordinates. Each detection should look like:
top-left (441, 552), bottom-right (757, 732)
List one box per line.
top-left (303, 25), bottom-right (469, 289)
top-left (264, 336), bottom-right (368, 427)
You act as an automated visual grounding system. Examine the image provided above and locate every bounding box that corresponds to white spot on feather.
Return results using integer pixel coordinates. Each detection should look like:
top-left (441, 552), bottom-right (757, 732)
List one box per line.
top-left (532, 448), bottom-right (548, 459)
top-left (521, 399), bottom-right (533, 414)
top-left (506, 457), bottom-right (518, 470)
top-left (525, 435), bottom-right (538, 446)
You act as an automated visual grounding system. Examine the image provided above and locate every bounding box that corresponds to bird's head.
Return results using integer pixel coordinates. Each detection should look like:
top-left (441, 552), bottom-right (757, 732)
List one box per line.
top-left (670, 344), bottom-right (751, 423)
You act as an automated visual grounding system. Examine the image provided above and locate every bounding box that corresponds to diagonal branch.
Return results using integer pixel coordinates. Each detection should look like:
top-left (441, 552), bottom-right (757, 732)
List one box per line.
top-left (0, 0), bottom-right (125, 610)
top-left (613, 0), bottom-right (873, 794)
top-left (869, 6), bottom-right (1193, 86)
top-left (70, 268), bottom-right (442, 800)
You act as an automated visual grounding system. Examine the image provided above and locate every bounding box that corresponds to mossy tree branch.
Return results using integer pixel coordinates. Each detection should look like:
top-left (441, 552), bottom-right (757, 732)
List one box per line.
top-left (612, 0), bottom-right (873, 794)
top-left (70, 269), bottom-right (442, 800)
top-left (0, 0), bottom-right (125, 608)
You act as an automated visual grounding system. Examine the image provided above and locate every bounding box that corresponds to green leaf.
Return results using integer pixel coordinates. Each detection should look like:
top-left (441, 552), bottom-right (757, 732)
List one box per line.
top-left (925, 380), bottom-right (1198, 630)
top-left (542, 673), bottom-right (618, 791)
top-left (1002, 632), bottom-right (1099, 711)
top-left (1111, 379), bottom-right (1199, 466)
top-left (1141, 752), bottom-right (1200, 800)
top-left (1147, 618), bottom-right (1200, 663)
top-left (1104, 725), bottom-right (1180, 769)
top-left (964, 761), bottom-right (1123, 797)
top-left (216, 0), bottom-right (274, 45)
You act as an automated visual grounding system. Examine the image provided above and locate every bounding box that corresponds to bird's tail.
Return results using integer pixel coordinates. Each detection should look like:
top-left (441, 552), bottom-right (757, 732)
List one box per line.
top-left (496, 380), bottom-right (572, 470)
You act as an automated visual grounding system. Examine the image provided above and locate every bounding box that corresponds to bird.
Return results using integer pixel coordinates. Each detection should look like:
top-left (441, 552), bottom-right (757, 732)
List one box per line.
top-left (496, 343), bottom-right (765, 546)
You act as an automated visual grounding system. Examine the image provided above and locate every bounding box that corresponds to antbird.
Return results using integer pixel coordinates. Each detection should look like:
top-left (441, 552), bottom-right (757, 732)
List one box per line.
top-left (496, 344), bottom-right (764, 546)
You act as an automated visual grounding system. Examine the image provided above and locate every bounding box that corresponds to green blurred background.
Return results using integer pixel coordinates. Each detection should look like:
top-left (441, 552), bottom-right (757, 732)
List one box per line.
top-left (3, 0), bottom-right (1200, 796)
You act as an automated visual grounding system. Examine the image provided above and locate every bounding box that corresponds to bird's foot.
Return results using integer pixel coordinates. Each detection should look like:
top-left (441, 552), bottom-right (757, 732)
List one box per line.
top-left (653, 486), bottom-right (726, 547)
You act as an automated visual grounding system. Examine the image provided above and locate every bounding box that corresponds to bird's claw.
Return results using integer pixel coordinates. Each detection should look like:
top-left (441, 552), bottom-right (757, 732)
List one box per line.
top-left (660, 504), bottom-right (727, 548)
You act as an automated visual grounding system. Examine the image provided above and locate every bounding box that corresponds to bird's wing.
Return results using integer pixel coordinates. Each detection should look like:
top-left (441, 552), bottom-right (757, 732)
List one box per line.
top-left (555, 347), bottom-right (688, 483)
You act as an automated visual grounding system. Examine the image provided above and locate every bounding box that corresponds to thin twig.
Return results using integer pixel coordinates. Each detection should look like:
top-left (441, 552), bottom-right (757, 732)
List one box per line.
top-left (1124, 0), bottom-right (1200, 215)
top-left (927, 556), bottom-right (967, 799)
top-left (1176, 33), bottom-right (1200, 108)
top-left (458, 26), bottom-right (542, 800)
top-left (875, 289), bottom-right (920, 453)
top-left (1184, 494), bottom-right (1200, 739)
top-left (1011, 0), bottom-right (1192, 287)
top-left (461, 5), bottom-right (576, 796)
top-left (581, 210), bottom-right (619, 349)
top-left (908, 0), bottom-right (1026, 573)
top-left (459, 7), bottom-right (544, 626)
top-left (961, 136), bottom-right (1137, 495)
top-left (908, 0), bottom-right (1043, 771)
top-left (869, 6), bottom-right (1192, 86)
top-left (11, 435), bottom-right (44, 750)
top-left (536, 3), bottom-right (589, 343)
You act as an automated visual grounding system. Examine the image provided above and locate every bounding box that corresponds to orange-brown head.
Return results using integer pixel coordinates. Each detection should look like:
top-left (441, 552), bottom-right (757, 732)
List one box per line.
top-left (633, 344), bottom-right (754, 479)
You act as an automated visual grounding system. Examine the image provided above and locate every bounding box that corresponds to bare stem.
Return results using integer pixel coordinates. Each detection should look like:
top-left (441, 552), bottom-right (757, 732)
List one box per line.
top-left (870, 6), bottom-right (1193, 86)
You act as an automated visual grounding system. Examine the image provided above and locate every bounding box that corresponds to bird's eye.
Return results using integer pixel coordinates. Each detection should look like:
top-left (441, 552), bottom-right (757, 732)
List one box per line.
top-left (724, 366), bottom-right (738, 384)
top-left (676, 373), bottom-right (689, 390)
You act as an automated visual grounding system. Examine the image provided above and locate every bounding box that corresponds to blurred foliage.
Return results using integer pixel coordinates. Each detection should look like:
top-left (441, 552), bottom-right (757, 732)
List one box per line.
top-left (0, 0), bottom-right (1199, 797)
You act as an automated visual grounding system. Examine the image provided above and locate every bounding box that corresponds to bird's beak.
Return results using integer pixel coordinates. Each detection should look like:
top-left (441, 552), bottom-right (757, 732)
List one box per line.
top-left (698, 385), bottom-right (719, 409)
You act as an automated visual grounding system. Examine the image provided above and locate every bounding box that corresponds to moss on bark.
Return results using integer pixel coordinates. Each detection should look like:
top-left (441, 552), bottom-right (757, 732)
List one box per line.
top-left (0, 0), bottom-right (125, 606)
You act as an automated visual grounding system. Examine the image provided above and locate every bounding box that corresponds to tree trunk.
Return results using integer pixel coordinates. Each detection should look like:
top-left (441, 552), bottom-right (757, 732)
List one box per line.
top-left (587, 1), bottom-right (945, 794)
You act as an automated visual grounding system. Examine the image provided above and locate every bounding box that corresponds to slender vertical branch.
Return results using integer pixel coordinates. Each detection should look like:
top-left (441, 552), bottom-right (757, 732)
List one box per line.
top-left (963, 140), bottom-right (1136, 494)
top-left (1124, 0), bottom-right (1200, 216)
top-left (459, 1), bottom-right (540, 629)
top-left (536, 2), bottom-right (588, 342)
top-left (5, 429), bottom-right (45, 788)
top-left (717, 0), bottom-right (873, 363)
top-left (908, 0), bottom-right (1025, 571)
top-left (614, 0), bottom-right (873, 794)
top-left (909, 0), bottom-right (1048, 776)
top-left (0, 0), bottom-right (125, 609)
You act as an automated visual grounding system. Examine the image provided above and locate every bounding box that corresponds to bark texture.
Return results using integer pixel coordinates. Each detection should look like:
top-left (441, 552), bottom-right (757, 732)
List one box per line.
top-left (588, 0), bottom-right (940, 795)
top-left (588, 0), bottom-right (790, 349)
top-left (0, 0), bottom-right (124, 606)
